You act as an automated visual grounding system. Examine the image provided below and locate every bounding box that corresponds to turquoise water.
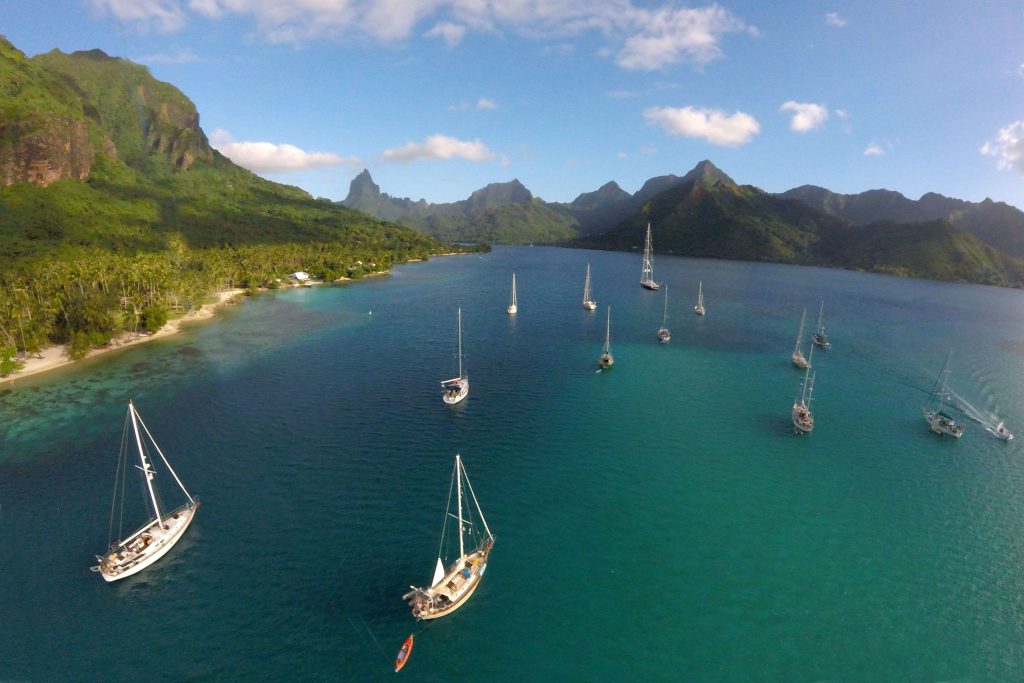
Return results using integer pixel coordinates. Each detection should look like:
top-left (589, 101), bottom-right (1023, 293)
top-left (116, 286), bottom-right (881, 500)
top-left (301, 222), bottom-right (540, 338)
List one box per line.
top-left (3, 245), bottom-right (1024, 680)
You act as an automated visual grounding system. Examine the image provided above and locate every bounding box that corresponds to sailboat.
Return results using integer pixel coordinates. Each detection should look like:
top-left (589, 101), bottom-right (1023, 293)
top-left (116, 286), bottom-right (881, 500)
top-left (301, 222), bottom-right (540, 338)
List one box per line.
top-left (693, 281), bottom-right (705, 316)
top-left (812, 300), bottom-right (831, 349)
top-left (791, 345), bottom-right (815, 434)
top-left (657, 284), bottom-right (671, 343)
top-left (403, 455), bottom-right (495, 620)
top-left (582, 264), bottom-right (597, 311)
top-left (92, 401), bottom-right (199, 582)
top-left (792, 307), bottom-right (810, 369)
top-left (599, 306), bottom-right (614, 368)
top-left (507, 273), bottom-right (517, 316)
top-left (640, 222), bottom-right (660, 290)
top-left (923, 351), bottom-right (964, 438)
top-left (441, 308), bottom-right (469, 405)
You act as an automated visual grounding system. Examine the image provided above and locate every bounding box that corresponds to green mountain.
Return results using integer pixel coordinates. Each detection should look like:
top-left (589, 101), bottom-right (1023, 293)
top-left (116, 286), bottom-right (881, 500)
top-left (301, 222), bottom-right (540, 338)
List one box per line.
top-left (341, 169), bottom-right (578, 243)
top-left (0, 37), bottom-right (457, 368)
top-left (582, 160), bottom-right (1024, 287)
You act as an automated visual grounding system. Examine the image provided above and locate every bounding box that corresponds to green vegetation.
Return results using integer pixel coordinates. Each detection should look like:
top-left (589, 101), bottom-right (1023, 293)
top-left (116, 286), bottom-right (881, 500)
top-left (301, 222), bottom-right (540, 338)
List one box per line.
top-left (0, 38), bottom-right (473, 375)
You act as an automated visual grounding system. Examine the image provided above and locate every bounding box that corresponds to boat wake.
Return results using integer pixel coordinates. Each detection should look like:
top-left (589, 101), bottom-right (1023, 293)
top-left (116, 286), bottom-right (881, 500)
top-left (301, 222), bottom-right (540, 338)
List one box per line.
top-left (947, 389), bottom-right (1010, 436)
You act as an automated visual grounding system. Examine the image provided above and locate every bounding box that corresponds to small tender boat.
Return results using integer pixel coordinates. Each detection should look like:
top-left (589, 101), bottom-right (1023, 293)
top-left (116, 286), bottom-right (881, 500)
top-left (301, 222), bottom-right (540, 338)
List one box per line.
top-left (507, 273), bottom-right (517, 315)
top-left (599, 306), bottom-right (614, 368)
top-left (403, 455), bottom-right (495, 620)
top-left (394, 634), bottom-right (414, 672)
top-left (987, 421), bottom-right (1014, 441)
top-left (441, 308), bottom-right (469, 405)
top-left (693, 281), bottom-right (705, 316)
top-left (923, 351), bottom-right (964, 438)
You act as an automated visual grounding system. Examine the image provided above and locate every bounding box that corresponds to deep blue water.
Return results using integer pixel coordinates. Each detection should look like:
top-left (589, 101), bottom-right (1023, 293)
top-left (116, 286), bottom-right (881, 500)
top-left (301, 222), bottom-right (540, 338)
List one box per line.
top-left (3, 245), bottom-right (1024, 680)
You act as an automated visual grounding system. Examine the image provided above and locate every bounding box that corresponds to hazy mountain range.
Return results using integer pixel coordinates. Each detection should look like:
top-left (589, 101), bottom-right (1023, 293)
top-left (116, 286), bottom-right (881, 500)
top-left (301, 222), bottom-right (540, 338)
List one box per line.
top-left (343, 161), bottom-right (1024, 286)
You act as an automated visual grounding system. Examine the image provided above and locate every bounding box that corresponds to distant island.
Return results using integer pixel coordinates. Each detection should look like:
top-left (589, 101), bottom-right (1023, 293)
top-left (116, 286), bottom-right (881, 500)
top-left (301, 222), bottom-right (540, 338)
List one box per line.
top-left (0, 37), bottom-right (480, 378)
top-left (343, 162), bottom-right (1024, 288)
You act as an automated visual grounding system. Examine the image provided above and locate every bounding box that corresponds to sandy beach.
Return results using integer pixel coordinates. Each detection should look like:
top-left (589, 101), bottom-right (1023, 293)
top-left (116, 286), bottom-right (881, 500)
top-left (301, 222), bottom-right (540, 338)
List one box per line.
top-left (5, 288), bottom-right (245, 384)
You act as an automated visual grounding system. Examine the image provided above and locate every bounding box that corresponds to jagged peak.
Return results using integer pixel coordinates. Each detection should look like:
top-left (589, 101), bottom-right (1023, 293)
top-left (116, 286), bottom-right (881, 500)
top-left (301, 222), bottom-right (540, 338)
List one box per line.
top-left (681, 159), bottom-right (736, 188)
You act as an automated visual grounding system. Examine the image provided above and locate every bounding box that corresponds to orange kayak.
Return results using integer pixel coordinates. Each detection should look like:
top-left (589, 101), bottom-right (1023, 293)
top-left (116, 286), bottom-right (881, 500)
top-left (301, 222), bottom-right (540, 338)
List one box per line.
top-left (394, 634), bottom-right (414, 672)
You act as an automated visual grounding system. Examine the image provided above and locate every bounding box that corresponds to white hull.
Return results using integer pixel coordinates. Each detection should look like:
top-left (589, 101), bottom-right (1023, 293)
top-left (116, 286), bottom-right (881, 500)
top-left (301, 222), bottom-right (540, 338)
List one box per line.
top-left (442, 377), bottom-right (469, 405)
top-left (987, 422), bottom-right (1014, 440)
top-left (924, 409), bottom-right (964, 438)
top-left (641, 280), bottom-right (660, 291)
top-left (507, 305), bottom-right (517, 315)
top-left (583, 301), bottom-right (597, 311)
top-left (693, 306), bottom-right (705, 316)
top-left (792, 403), bottom-right (813, 433)
top-left (791, 351), bottom-right (809, 369)
top-left (657, 328), bottom-right (670, 343)
top-left (599, 354), bottom-right (614, 368)
top-left (96, 503), bottom-right (197, 582)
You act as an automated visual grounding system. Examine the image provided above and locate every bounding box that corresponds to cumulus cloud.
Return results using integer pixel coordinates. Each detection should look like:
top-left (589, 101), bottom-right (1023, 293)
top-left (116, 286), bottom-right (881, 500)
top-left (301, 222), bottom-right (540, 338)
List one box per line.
top-left (381, 134), bottom-right (497, 163)
top-left (93, 1), bottom-right (755, 71)
top-left (211, 129), bottom-right (359, 171)
top-left (89, 0), bottom-right (187, 32)
top-left (825, 12), bottom-right (847, 27)
top-left (425, 21), bottom-right (466, 47)
top-left (863, 142), bottom-right (885, 157)
top-left (476, 98), bottom-right (497, 110)
top-left (981, 121), bottom-right (1024, 174)
top-left (643, 105), bottom-right (760, 147)
top-left (780, 101), bottom-right (829, 132)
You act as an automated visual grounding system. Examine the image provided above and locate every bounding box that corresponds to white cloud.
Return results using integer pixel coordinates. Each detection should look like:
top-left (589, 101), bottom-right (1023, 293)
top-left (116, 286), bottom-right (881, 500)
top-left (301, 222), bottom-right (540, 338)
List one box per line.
top-left (381, 134), bottom-right (497, 163)
top-left (643, 105), bottom-right (760, 147)
top-left (476, 98), bottom-right (497, 110)
top-left (863, 142), bottom-right (885, 157)
top-left (1018, 63), bottom-right (1024, 79)
top-left (780, 101), bottom-right (829, 132)
top-left (134, 47), bottom-right (201, 64)
top-left (425, 21), bottom-right (467, 47)
top-left (607, 90), bottom-right (639, 99)
top-left (211, 129), bottom-right (359, 171)
top-left (93, 1), bottom-right (756, 72)
top-left (616, 5), bottom-right (756, 70)
top-left (981, 121), bottom-right (1024, 174)
top-left (824, 12), bottom-right (847, 28)
top-left (88, 0), bottom-right (187, 32)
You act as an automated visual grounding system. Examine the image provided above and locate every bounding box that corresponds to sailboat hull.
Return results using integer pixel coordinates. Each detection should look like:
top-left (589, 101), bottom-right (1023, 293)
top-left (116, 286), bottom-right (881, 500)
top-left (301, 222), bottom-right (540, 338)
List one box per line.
top-left (657, 328), bottom-right (670, 343)
top-left (583, 301), bottom-right (597, 311)
top-left (95, 502), bottom-right (198, 582)
top-left (924, 409), bottom-right (964, 438)
top-left (641, 280), bottom-right (659, 291)
top-left (442, 378), bottom-right (469, 405)
top-left (792, 403), bottom-right (814, 433)
top-left (406, 544), bottom-right (493, 620)
top-left (791, 352), bottom-right (809, 369)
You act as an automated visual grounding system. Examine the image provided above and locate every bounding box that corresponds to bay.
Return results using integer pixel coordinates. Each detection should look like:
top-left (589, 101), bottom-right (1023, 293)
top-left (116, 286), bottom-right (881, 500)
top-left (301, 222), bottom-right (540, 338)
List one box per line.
top-left (2, 245), bottom-right (1024, 680)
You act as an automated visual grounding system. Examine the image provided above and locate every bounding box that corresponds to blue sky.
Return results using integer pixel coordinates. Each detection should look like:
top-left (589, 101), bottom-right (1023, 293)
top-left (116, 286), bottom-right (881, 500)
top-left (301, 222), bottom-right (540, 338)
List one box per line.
top-left (4, 1), bottom-right (1024, 210)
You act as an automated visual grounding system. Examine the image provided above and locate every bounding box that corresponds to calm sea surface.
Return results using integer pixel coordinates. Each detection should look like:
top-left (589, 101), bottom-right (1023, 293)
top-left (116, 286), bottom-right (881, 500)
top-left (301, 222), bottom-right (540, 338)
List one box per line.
top-left (3, 245), bottom-right (1024, 680)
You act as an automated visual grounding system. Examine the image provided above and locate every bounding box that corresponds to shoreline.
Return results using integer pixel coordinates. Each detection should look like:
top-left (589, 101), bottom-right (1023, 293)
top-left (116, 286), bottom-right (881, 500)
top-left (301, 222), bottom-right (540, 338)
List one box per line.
top-left (4, 288), bottom-right (246, 385)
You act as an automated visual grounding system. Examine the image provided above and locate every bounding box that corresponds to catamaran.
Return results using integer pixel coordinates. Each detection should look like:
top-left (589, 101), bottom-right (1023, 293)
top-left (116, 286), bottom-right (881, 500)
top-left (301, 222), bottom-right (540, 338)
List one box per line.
top-left (403, 455), bottom-right (495, 620)
top-left (582, 264), bottom-right (597, 311)
top-left (792, 307), bottom-right (810, 369)
top-left (693, 281), bottom-right (705, 316)
top-left (640, 222), bottom-right (659, 291)
top-left (923, 351), bottom-right (964, 438)
top-left (441, 308), bottom-right (469, 405)
top-left (657, 284), bottom-right (671, 343)
top-left (599, 306), bottom-right (614, 368)
top-left (812, 300), bottom-right (831, 350)
top-left (792, 344), bottom-right (815, 434)
top-left (507, 273), bottom-right (517, 316)
top-left (92, 401), bottom-right (199, 582)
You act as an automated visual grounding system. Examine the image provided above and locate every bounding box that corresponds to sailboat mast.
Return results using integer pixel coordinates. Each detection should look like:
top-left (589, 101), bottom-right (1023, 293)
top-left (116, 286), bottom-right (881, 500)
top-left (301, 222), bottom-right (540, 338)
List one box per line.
top-left (456, 454), bottom-right (465, 559)
top-left (456, 308), bottom-right (463, 378)
top-left (663, 284), bottom-right (669, 324)
top-left (583, 265), bottom-right (591, 302)
top-left (128, 401), bottom-right (163, 527)
top-left (642, 223), bottom-right (654, 281)
top-left (604, 307), bottom-right (611, 354)
top-left (795, 308), bottom-right (806, 354)
top-left (511, 274), bottom-right (516, 307)
top-left (816, 301), bottom-right (825, 335)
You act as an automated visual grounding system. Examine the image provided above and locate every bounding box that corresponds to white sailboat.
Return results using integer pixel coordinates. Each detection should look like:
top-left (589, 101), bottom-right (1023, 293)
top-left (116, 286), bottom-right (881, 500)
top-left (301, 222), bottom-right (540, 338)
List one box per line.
top-left (812, 300), bottom-right (831, 350)
top-left (657, 284), bottom-right (671, 343)
top-left (92, 401), bottom-right (199, 582)
top-left (441, 308), bottom-right (469, 405)
top-left (403, 454), bottom-right (495, 620)
top-left (923, 351), bottom-right (964, 438)
top-left (640, 222), bottom-right (659, 291)
top-left (582, 264), bottom-right (597, 311)
top-left (599, 306), bottom-right (614, 368)
top-left (792, 344), bottom-right (815, 433)
top-left (693, 281), bottom-right (705, 316)
top-left (792, 307), bottom-right (810, 369)
top-left (507, 273), bottom-right (517, 315)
